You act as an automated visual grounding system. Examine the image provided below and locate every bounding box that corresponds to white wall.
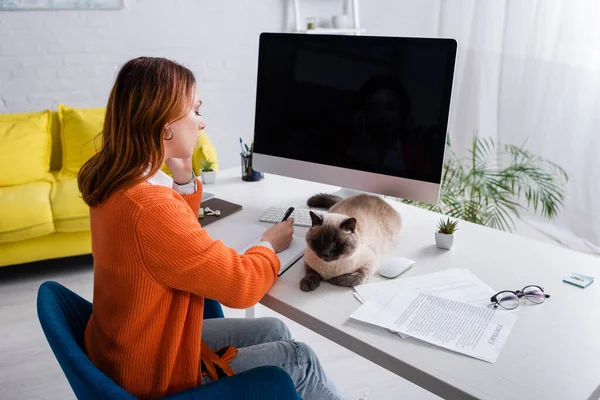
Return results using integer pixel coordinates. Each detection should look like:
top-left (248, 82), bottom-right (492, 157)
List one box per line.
top-left (3, 1), bottom-right (592, 251)
top-left (0, 0), bottom-right (288, 169)
top-left (0, 0), bottom-right (438, 169)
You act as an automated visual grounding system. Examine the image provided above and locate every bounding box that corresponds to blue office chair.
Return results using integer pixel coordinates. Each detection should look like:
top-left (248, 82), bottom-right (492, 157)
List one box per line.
top-left (37, 281), bottom-right (301, 400)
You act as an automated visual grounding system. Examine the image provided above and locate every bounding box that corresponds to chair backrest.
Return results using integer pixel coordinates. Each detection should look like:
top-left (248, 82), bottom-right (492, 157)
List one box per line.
top-left (37, 281), bottom-right (136, 400)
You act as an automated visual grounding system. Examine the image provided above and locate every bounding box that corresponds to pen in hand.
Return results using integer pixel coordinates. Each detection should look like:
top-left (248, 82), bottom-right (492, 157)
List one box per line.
top-left (281, 207), bottom-right (294, 222)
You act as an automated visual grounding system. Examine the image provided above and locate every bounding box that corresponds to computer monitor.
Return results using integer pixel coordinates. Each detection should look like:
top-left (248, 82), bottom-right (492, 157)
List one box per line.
top-left (252, 33), bottom-right (457, 204)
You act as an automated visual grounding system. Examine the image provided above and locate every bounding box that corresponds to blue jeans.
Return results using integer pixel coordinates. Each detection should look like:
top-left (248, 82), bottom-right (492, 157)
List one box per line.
top-left (201, 317), bottom-right (347, 400)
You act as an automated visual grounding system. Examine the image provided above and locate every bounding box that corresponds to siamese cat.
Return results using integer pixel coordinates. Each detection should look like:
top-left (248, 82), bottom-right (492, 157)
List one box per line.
top-left (300, 193), bottom-right (402, 292)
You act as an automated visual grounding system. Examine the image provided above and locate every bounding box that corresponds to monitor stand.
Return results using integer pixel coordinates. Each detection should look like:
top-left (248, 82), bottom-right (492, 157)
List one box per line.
top-left (332, 187), bottom-right (368, 199)
top-left (332, 187), bottom-right (389, 200)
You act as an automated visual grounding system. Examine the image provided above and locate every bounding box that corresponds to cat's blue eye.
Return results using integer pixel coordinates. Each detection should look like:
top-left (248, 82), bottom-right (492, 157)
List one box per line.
top-left (333, 242), bottom-right (341, 249)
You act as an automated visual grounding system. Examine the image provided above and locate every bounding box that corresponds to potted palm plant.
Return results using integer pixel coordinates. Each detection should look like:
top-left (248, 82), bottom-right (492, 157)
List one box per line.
top-left (402, 136), bottom-right (568, 232)
top-left (200, 160), bottom-right (216, 184)
top-left (436, 217), bottom-right (458, 250)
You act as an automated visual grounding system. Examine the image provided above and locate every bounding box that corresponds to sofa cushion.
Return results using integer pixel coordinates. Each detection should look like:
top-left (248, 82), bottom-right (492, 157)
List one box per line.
top-left (50, 178), bottom-right (90, 232)
top-left (0, 181), bottom-right (55, 244)
top-left (58, 104), bottom-right (104, 179)
top-left (0, 110), bottom-right (52, 186)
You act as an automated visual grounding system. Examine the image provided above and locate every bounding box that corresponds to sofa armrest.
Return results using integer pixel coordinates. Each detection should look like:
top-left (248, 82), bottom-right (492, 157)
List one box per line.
top-left (162, 366), bottom-right (300, 400)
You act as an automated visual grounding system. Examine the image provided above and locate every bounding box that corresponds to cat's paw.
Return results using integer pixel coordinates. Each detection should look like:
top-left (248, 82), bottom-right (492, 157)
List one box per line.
top-left (328, 267), bottom-right (370, 287)
top-left (300, 275), bottom-right (321, 292)
top-left (301, 264), bottom-right (322, 292)
top-left (300, 277), bottom-right (321, 292)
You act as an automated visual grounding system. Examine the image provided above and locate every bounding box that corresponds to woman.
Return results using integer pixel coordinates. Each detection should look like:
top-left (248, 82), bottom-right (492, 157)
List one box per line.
top-left (78, 57), bottom-right (346, 400)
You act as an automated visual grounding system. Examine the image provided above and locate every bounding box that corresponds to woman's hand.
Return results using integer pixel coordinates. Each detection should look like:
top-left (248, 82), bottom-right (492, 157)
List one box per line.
top-left (166, 157), bottom-right (194, 184)
top-left (261, 219), bottom-right (295, 253)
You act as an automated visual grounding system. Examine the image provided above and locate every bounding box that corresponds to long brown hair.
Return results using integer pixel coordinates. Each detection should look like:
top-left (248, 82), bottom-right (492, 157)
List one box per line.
top-left (78, 57), bottom-right (196, 207)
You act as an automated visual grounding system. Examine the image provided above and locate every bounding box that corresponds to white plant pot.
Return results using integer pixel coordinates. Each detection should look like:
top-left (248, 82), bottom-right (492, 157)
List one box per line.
top-left (435, 232), bottom-right (454, 250)
top-left (201, 170), bottom-right (216, 184)
top-left (332, 14), bottom-right (350, 29)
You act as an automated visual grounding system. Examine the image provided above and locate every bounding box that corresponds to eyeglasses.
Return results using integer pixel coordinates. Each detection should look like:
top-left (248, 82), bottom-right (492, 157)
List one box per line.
top-left (490, 285), bottom-right (550, 310)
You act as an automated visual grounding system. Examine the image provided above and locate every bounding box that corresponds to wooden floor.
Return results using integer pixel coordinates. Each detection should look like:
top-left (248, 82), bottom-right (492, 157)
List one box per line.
top-left (0, 255), bottom-right (439, 400)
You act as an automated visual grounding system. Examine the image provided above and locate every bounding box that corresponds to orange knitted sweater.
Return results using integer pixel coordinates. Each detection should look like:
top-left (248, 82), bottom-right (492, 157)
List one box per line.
top-left (84, 179), bottom-right (280, 399)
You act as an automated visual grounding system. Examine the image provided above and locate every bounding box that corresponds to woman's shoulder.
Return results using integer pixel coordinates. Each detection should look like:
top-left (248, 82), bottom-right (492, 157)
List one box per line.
top-left (99, 182), bottom-right (185, 212)
top-left (123, 182), bottom-right (186, 209)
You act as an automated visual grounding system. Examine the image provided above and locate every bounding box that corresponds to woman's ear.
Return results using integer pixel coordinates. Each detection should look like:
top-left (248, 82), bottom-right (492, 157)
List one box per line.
top-left (163, 126), bottom-right (174, 140)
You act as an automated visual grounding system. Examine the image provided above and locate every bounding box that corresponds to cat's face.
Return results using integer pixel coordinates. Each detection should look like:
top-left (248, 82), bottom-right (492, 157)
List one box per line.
top-left (306, 211), bottom-right (359, 262)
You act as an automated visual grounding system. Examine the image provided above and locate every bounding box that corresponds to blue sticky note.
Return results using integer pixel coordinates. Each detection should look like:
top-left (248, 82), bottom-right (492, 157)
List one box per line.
top-left (563, 273), bottom-right (594, 288)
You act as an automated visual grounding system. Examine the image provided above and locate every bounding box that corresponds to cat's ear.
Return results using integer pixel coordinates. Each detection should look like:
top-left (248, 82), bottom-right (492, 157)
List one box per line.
top-left (310, 211), bottom-right (324, 227)
top-left (340, 217), bottom-right (357, 233)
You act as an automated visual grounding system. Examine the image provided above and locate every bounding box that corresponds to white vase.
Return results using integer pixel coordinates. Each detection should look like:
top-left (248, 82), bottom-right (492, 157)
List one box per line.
top-left (332, 14), bottom-right (350, 29)
top-left (201, 170), bottom-right (216, 184)
top-left (435, 232), bottom-right (454, 250)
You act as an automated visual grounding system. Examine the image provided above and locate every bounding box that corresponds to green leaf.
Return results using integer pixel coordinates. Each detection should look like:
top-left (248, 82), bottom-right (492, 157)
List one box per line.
top-left (394, 134), bottom-right (568, 232)
top-left (200, 159), bottom-right (214, 172)
top-left (437, 217), bottom-right (459, 234)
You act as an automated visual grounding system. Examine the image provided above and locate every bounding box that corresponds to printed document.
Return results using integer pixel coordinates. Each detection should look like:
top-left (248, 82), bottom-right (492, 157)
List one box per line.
top-left (353, 269), bottom-right (497, 339)
top-left (350, 290), bottom-right (516, 363)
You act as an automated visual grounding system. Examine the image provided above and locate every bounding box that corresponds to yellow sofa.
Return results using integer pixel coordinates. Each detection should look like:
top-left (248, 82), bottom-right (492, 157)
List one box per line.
top-left (0, 106), bottom-right (218, 268)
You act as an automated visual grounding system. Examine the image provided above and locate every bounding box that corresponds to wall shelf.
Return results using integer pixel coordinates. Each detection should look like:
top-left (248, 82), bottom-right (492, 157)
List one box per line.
top-left (291, 0), bottom-right (364, 35)
top-left (298, 28), bottom-right (366, 35)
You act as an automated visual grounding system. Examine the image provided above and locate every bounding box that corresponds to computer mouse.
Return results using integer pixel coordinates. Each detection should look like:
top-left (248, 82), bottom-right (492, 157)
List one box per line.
top-left (378, 257), bottom-right (416, 279)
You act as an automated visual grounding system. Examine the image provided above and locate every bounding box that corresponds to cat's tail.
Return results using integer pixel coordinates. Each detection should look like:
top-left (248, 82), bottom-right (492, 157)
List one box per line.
top-left (307, 193), bottom-right (343, 209)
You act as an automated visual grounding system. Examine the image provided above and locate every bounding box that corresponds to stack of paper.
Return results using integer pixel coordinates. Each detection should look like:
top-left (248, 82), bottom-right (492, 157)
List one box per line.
top-left (353, 269), bottom-right (497, 339)
top-left (350, 269), bottom-right (517, 363)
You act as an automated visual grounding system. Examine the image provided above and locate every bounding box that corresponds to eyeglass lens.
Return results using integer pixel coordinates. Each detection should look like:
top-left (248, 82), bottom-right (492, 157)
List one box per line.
top-left (496, 292), bottom-right (519, 310)
top-left (522, 286), bottom-right (546, 304)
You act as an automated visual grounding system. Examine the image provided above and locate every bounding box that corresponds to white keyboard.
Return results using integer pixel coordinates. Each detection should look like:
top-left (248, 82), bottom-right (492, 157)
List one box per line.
top-left (259, 206), bottom-right (314, 227)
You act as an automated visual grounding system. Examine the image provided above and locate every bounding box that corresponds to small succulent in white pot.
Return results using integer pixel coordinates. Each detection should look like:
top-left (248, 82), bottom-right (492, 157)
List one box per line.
top-left (200, 160), bottom-right (216, 184)
top-left (435, 217), bottom-right (458, 250)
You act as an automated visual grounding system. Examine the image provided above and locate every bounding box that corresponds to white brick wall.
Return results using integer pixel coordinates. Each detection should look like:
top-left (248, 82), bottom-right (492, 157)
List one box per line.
top-left (0, 0), bottom-right (288, 169)
top-left (0, 0), bottom-right (435, 168)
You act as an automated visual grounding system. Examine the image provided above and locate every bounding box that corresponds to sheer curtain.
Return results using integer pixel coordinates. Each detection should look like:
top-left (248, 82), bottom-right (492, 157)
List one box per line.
top-left (434, 0), bottom-right (600, 255)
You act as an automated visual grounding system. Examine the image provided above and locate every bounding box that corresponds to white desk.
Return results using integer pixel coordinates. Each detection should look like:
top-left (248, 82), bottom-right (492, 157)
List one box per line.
top-left (203, 167), bottom-right (600, 400)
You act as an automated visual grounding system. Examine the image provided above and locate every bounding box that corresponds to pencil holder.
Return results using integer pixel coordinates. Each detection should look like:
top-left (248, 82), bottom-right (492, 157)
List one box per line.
top-left (241, 153), bottom-right (264, 182)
